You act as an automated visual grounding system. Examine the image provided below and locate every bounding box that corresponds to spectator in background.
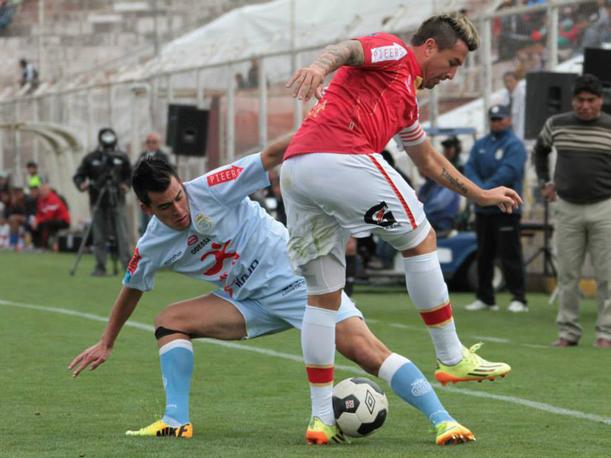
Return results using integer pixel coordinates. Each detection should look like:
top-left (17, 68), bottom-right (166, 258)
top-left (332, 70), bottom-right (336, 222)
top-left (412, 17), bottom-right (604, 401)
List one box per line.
top-left (581, 0), bottom-right (611, 49)
top-left (533, 74), bottom-right (611, 348)
top-left (0, 188), bottom-right (9, 248)
top-left (235, 73), bottom-right (247, 89)
top-left (19, 58), bottom-right (39, 92)
top-left (0, 0), bottom-right (17, 32)
top-left (418, 137), bottom-right (462, 235)
top-left (501, 71), bottom-right (526, 141)
top-left (4, 186), bottom-right (33, 250)
top-left (26, 161), bottom-right (44, 189)
top-left (0, 186), bottom-right (9, 240)
top-left (465, 105), bottom-right (528, 313)
top-left (138, 133), bottom-right (169, 235)
top-left (139, 133), bottom-right (169, 163)
top-left (247, 58), bottom-right (259, 88)
top-left (31, 183), bottom-right (70, 251)
top-left (0, 170), bottom-right (10, 193)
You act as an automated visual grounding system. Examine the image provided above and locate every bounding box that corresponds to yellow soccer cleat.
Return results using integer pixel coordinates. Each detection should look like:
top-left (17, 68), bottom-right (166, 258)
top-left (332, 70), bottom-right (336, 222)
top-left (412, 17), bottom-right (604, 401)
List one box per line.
top-left (435, 421), bottom-right (475, 446)
top-left (125, 419), bottom-right (193, 438)
top-left (305, 417), bottom-right (348, 445)
top-left (435, 343), bottom-right (511, 385)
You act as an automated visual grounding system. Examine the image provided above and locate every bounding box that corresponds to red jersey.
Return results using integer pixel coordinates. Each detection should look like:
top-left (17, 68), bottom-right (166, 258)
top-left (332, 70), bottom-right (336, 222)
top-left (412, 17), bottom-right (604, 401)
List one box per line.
top-left (285, 32), bottom-right (426, 159)
top-left (36, 191), bottom-right (70, 225)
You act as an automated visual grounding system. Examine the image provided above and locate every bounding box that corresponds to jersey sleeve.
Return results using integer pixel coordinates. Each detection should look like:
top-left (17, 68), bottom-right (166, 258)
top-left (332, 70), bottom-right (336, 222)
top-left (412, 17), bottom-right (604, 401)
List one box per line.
top-left (355, 33), bottom-right (409, 70)
top-left (192, 153), bottom-right (270, 207)
top-left (394, 120), bottom-right (427, 149)
top-left (122, 243), bottom-right (158, 292)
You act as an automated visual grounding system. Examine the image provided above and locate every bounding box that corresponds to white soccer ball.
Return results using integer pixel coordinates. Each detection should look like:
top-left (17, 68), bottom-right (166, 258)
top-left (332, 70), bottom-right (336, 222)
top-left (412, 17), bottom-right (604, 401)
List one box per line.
top-left (332, 377), bottom-right (389, 437)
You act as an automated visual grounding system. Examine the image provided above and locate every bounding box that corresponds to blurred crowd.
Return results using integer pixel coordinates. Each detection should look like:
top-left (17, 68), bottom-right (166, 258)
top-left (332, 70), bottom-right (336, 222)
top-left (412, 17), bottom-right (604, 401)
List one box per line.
top-left (496, 0), bottom-right (611, 71)
top-left (0, 161), bottom-right (70, 251)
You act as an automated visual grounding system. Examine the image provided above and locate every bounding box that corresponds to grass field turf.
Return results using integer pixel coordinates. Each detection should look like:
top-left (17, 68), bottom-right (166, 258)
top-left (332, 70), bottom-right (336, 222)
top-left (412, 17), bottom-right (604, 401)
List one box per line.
top-left (1, 251), bottom-right (610, 457)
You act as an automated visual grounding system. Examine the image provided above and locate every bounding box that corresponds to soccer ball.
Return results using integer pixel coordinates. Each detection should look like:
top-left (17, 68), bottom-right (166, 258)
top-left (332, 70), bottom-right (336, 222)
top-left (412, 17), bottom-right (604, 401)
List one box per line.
top-left (332, 377), bottom-right (388, 437)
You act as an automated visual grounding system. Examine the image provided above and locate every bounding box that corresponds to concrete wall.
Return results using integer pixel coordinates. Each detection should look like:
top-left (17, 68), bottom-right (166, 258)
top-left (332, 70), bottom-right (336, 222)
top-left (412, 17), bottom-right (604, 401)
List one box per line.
top-left (0, 0), bottom-right (268, 87)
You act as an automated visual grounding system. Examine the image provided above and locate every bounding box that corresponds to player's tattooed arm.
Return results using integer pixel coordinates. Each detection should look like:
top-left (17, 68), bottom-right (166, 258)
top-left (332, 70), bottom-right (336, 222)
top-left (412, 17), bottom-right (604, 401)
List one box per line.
top-left (405, 139), bottom-right (521, 213)
top-left (440, 168), bottom-right (468, 196)
top-left (311, 40), bottom-right (365, 75)
top-left (286, 40), bottom-right (364, 101)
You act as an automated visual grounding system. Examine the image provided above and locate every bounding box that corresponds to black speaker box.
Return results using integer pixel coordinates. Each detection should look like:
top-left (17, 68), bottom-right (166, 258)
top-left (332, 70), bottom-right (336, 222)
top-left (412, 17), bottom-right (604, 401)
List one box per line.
top-left (166, 104), bottom-right (209, 156)
top-left (525, 72), bottom-right (577, 140)
top-left (583, 48), bottom-right (611, 84)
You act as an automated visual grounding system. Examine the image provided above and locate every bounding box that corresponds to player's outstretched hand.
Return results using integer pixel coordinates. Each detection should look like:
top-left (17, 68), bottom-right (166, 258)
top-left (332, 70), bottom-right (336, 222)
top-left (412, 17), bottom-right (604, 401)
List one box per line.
top-left (68, 341), bottom-right (112, 377)
top-left (286, 66), bottom-right (325, 101)
top-left (477, 186), bottom-right (522, 213)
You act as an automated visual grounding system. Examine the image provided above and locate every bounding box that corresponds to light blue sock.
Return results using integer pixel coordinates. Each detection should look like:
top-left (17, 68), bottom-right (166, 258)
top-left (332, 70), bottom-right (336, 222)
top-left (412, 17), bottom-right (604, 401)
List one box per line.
top-left (159, 339), bottom-right (193, 426)
top-left (379, 353), bottom-right (454, 427)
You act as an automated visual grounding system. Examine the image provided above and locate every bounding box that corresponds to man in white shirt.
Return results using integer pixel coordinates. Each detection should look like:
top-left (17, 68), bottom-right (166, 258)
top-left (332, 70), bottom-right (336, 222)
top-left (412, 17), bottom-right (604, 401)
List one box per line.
top-left (501, 71), bottom-right (526, 141)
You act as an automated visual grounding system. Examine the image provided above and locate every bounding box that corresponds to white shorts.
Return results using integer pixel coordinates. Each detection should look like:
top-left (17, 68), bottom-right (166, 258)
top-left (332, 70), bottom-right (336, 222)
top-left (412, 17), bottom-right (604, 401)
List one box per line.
top-left (280, 153), bottom-right (430, 293)
top-left (213, 279), bottom-right (363, 338)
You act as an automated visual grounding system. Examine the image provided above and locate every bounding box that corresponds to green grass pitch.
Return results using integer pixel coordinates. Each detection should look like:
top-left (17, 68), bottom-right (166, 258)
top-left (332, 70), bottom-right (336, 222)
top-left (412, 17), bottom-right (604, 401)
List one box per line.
top-left (1, 251), bottom-right (610, 457)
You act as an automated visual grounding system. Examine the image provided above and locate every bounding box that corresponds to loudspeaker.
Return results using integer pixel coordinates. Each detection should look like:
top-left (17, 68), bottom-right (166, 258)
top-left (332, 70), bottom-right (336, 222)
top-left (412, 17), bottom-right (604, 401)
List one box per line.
top-left (583, 48), bottom-right (611, 84)
top-left (166, 104), bottom-right (209, 156)
top-left (524, 72), bottom-right (577, 140)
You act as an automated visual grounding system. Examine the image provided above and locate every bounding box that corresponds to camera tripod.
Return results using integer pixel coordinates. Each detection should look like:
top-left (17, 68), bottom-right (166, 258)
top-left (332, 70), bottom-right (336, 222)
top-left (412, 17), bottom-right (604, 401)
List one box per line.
top-left (69, 182), bottom-right (120, 277)
top-left (524, 199), bottom-right (557, 302)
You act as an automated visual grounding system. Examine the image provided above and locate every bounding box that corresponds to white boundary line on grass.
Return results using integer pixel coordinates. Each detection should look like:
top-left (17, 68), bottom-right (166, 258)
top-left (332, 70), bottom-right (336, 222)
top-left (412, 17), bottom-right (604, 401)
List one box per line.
top-left (2, 298), bottom-right (610, 427)
top-left (366, 318), bottom-right (550, 349)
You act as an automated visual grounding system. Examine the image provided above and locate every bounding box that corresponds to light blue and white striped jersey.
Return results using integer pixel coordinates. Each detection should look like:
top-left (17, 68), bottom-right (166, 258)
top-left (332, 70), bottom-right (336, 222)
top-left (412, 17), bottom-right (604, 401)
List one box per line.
top-left (123, 153), bottom-right (299, 300)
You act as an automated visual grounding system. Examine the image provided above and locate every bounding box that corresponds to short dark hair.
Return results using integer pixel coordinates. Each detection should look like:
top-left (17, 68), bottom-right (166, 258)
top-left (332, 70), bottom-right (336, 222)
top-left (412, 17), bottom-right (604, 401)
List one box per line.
top-left (573, 74), bottom-right (603, 97)
top-left (26, 161), bottom-right (37, 168)
top-left (411, 13), bottom-right (480, 51)
top-left (132, 156), bottom-right (180, 206)
top-left (503, 71), bottom-right (518, 80)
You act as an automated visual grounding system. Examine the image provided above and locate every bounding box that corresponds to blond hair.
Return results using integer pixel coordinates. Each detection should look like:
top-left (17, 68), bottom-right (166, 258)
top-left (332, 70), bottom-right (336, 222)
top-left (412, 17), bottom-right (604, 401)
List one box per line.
top-left (412, 13), bottom-right (480, 52)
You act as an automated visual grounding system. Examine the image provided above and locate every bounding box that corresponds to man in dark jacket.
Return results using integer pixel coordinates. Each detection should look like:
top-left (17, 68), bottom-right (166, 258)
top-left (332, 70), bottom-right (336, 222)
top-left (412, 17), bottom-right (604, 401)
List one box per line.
top-left (464, 105), bottom-right (528, 313)
top-left (73, 128), bottom-right (132, 275)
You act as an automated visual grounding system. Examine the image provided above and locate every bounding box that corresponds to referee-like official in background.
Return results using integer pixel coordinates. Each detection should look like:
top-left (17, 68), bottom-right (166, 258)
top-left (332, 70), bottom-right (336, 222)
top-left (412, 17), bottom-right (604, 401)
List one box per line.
top-left (533, 74), bottom-right (611, 349)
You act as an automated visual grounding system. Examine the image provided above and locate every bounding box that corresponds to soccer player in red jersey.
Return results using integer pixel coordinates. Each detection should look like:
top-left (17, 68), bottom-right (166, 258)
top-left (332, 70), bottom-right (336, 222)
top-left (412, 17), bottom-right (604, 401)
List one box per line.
top-left (282, 13), bottom-right (520, 444)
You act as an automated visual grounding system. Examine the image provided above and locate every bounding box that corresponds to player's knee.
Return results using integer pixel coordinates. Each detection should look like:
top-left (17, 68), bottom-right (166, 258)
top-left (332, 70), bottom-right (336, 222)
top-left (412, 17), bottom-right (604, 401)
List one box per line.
top-left (154, 305), bottom-right (191, 337)
top-left (154, 307), bottom-right (172, 330)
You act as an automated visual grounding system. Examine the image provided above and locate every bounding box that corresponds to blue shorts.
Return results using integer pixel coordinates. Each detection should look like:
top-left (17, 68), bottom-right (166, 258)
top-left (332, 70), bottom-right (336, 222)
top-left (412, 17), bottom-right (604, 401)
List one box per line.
top-left (213, 279), bottom-right (363, 338)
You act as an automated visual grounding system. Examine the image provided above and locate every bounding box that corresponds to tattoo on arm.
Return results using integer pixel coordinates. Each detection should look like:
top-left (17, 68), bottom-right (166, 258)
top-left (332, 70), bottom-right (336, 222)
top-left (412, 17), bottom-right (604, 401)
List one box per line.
top-left (440, 168), bottom-right (468, 196)
top-left (312, 40), bottom-right (364, 74)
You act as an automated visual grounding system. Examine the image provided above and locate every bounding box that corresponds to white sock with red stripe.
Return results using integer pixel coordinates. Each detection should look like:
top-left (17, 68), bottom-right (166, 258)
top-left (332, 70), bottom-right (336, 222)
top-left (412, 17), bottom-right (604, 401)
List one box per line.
top-left (403, 252), bottom-right (463, 365)
top-left (302, 305), bottom-right (337, 425)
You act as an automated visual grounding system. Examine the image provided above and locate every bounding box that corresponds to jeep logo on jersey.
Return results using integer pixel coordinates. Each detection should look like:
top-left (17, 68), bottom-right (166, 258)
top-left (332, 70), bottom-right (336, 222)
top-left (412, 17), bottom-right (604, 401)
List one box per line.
top-left (371, 43), bottom-right (407, 63)
top-left (207, 165), bottom-right (243, 186)
top-left (364, 201), bottom-right (397, 227)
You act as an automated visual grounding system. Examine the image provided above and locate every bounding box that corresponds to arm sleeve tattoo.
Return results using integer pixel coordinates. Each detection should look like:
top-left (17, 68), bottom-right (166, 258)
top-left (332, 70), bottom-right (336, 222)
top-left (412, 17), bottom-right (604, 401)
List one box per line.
top-left (312, 40), bottom-right (364, 75)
